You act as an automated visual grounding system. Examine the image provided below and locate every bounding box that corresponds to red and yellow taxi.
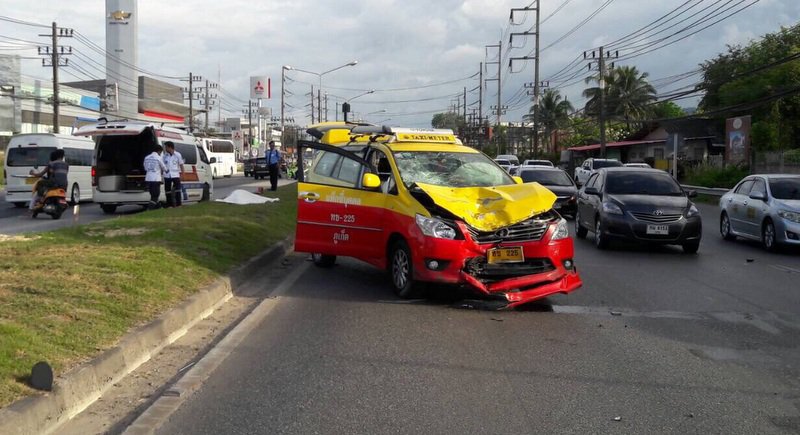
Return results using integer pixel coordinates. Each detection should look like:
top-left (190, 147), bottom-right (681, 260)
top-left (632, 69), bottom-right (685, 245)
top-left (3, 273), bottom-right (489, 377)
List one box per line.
top-left (294, 126), bottom-right (581, 307)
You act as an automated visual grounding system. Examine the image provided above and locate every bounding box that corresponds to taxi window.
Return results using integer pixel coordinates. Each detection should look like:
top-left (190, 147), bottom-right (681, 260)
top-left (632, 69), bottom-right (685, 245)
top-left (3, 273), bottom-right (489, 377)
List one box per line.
top-left (308, 150), bottom-right (365, 188)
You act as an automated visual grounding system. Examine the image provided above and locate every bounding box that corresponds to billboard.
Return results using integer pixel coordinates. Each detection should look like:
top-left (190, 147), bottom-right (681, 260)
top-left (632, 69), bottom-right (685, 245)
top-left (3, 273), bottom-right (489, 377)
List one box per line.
top-left (725, 115), bottom-right (751, 164)
top-left (250, 76), bottom-right (270, 99)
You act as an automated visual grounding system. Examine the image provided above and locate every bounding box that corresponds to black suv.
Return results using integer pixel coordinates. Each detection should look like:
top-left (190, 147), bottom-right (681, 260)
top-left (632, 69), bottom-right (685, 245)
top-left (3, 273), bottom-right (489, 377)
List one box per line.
top-left (243, 158), bottom-right (254, 177)
top-left (252, 157), bottom-right (269, 179)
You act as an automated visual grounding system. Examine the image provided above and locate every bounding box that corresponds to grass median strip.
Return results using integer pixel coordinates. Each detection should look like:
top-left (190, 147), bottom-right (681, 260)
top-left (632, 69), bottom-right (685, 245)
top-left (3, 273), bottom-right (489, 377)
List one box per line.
top-left (0, 185), bottom-right (297, 407)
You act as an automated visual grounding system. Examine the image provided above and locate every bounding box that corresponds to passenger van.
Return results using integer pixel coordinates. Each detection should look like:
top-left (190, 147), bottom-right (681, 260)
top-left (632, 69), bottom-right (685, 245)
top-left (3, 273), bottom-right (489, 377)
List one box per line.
top-left (3, 133), bottom-right (95, 207)
top-left (199, 138), bottom-right (237, 178)
top-left (73, 120), bottom-right (214, 214)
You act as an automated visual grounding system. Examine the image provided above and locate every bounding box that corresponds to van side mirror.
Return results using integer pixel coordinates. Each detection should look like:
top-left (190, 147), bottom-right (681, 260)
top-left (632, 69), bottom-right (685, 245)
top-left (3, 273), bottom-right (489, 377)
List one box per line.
top-left (362, 173), bottom-right (381, 190)
top-left (209, 157), bottom-right (217, 164)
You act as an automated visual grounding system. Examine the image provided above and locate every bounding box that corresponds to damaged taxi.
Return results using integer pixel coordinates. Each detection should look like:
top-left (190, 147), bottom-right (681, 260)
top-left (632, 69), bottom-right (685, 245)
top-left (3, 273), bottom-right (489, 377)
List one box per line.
top-left (294, 126), bottom-right (582, 307)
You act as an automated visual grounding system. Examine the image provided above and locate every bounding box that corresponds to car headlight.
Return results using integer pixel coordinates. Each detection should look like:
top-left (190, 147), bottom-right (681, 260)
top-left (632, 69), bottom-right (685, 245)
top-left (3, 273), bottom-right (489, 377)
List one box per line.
top-left (551, 218), bottom-right (570, 241)
top-left (415, 214), bottom-right (457, 239)
top-left (602, 202), bottom-right (623, 215)
top-left (778, 209), bottom-right (800, 223)
top-left (685, 204), bottom-right (700, 218)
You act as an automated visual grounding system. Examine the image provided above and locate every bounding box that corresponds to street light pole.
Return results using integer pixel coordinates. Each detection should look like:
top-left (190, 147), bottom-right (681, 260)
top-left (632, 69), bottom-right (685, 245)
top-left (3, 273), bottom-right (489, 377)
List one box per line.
top-left (284, 60), bottom-right (358, 123)
top-left (281, 65), bottom-right (288, 137)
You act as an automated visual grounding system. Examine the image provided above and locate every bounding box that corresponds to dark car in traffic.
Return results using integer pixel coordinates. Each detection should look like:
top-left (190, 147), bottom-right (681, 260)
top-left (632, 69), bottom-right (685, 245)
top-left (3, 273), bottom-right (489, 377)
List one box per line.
top-left (243, 158), bottom-right (254, 177)
top-left (574, 168), bottom-right (702, 253)
top-left (518, 166), bottom-right (578, 218)
top-left (251, 157), bottom-right (269, 179)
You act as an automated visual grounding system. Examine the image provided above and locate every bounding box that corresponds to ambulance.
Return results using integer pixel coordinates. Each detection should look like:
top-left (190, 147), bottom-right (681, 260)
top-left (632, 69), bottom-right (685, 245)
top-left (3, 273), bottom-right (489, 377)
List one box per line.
top-left (295, 126), bottom-right (582, 308)
top-left (73, 119), bottom-right (214, 213)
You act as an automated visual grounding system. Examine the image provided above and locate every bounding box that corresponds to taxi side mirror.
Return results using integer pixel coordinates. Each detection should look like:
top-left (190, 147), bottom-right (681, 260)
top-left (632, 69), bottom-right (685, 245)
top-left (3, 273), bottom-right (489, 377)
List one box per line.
top-left (362, 173), bottom-right (381, 190)
top-left (512, 176), bottom-right (523, 184)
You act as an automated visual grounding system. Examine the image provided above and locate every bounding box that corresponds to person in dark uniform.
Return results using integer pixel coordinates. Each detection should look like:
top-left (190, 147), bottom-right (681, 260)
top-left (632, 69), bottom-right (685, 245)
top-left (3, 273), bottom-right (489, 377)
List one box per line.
top-left (266, 141), bottom-right (281, 191)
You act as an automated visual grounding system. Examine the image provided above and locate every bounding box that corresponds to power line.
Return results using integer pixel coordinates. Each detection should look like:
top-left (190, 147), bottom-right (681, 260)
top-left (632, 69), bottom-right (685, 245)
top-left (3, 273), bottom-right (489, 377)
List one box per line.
top-left (541, 0), bottom-right (574, 25)
top-left (539, 0), bottom-right (616, 53)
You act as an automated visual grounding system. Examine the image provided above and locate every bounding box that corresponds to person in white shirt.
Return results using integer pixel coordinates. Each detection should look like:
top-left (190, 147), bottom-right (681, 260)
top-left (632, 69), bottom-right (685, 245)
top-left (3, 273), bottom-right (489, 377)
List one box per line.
top-left (162, 141), bottom-right (185, 207)
top-left (143, 144), bottom-right (167, 210)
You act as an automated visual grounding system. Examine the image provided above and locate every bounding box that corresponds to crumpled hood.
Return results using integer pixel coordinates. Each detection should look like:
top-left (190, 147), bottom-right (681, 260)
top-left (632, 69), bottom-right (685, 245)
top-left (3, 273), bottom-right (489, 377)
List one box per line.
top-left (415, 182), bottom-right (556, 232)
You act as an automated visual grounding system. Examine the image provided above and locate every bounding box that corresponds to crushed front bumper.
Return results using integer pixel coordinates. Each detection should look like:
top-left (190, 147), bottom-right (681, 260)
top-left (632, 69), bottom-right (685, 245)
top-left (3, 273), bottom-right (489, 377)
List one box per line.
top-left (409, 218), bottom-right (582, 307)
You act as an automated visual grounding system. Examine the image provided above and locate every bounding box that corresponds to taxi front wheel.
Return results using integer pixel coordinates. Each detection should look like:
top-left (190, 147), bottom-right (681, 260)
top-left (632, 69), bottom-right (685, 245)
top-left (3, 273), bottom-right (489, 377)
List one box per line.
top-left (390, 239), bottom-right (421, 299)
top-left (311, 253), bottom-right (336, 267)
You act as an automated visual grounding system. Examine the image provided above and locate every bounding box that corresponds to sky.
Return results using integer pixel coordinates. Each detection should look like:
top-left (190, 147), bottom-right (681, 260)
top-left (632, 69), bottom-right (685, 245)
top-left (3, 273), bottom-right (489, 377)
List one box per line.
top-left (1, 0), bottom-right (798, 128)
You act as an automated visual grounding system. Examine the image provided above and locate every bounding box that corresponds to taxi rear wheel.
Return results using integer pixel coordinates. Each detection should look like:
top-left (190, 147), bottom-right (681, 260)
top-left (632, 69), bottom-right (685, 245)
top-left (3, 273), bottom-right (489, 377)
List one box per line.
top-left (311, 253), bottom-right (336, 267)
top-left (390, 239), bottom-right (418, 298)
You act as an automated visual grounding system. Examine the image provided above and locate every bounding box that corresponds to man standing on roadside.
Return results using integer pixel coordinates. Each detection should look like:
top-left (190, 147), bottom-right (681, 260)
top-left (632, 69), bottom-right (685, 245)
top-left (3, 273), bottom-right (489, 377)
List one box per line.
top-left (162, 141), bottom-right (185, 207)
top-left (144, 144), bottom-right (167, 210)
top-left (266, 140), bottom-right (280, 191)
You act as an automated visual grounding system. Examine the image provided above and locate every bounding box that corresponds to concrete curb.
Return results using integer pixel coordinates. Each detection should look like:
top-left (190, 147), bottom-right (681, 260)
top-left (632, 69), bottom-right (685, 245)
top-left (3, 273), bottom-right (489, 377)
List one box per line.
top-left (0, 235), bottom-right (293, 435)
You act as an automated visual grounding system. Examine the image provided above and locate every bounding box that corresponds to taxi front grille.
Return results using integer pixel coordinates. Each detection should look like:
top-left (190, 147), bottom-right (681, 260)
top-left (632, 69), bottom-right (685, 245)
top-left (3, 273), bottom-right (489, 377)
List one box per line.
top-left (465, 257), bottom-right (555, 282)
top-left (466, 213), bottom-right (555, 244)
top-left (631, 212), bottom-right (682, 223)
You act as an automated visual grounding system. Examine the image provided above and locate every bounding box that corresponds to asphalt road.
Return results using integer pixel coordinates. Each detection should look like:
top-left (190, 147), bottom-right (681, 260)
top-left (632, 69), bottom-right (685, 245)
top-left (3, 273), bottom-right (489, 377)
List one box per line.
top-left (155, 202), bottom-right (800, 435)
top-left (0, 174), bottom-right (293, 235)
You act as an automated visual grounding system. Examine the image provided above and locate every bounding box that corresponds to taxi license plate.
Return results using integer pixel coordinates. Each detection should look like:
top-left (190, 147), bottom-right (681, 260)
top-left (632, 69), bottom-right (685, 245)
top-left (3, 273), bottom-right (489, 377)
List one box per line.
top-left (25, 177), bottom-right (36, 185)
top-left (646, 224), bottom-right (669, 235)
top-left (487, 246), bottom-right (524, 264)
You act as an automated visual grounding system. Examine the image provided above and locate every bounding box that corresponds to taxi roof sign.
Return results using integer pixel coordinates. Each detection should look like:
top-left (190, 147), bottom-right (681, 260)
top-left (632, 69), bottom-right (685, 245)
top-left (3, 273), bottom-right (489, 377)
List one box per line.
top-left (389, 128), bottom-right (457, 144)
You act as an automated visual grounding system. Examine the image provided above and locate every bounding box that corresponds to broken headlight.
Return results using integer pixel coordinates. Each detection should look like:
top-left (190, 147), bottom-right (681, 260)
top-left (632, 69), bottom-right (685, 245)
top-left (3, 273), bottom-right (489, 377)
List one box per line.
top-left (416, 214), bottom-right (457, 240)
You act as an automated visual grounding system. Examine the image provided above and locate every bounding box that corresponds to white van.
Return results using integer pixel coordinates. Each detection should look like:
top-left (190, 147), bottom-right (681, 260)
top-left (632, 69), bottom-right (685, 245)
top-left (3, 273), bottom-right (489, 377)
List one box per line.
top-left (199, 138), bottom-right (237, 178)
top-left (3, 133), bottom-right (95, 207)
top-left (73, 120), bottom-right (214, 214)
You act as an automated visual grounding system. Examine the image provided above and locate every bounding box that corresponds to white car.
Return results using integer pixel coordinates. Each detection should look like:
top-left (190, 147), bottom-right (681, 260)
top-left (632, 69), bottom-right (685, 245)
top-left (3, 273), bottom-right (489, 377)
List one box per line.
top-left (574, 158), bottom-right (623, 186)
top-left (522, 159), bottom-right (554, 167)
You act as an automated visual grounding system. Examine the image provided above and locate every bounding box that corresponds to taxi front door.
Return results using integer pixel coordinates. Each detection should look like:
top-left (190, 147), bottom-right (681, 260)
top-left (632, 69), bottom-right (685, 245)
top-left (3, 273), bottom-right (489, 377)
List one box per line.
top-left (295, 141), bottom-right (386, 261)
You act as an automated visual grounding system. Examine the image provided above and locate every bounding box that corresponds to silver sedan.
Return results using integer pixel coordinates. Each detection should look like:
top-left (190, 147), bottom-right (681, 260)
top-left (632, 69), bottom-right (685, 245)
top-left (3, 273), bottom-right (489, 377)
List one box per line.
top-left (719, 174), bottom-right (800, 251)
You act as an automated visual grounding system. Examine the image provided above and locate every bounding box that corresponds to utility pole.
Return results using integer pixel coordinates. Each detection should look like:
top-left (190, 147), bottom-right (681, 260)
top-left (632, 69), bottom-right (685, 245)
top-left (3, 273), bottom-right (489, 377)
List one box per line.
top-left (585, 46), bottom-right (618, 158)
top-left (243, 100), bottom-right (256, 153)
top-left (201, 80), bottom-right (218, 132)
top-left (463, 86), bottom-right (467, 119)
top-left (510, 3), bottom-right (540, 158)
top-left (39, 22), bottom-right (73, 132)
top-left (182, 73), bottom-right (202, 133)
top-left (317, 88), bottom-right (322, 124)
top-left (485, 42), bottom-right (502, 126)
top-left (310, 85), bottom-right (315, 124)
top-left (324, 92), bottom-right (328, 122)
top-left (478, 62), bottom-right (483, 128)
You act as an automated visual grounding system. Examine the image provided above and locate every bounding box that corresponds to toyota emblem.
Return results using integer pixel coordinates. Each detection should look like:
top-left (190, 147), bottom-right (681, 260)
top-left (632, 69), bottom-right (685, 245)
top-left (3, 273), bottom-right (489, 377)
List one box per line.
top-left (653, 210), bottom-right (664, 216)
top-left (495, 228), bottom-right (510, 239)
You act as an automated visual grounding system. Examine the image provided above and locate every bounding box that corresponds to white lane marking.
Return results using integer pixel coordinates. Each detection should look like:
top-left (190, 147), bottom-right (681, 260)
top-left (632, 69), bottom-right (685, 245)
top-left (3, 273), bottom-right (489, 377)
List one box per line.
top-left (123, 261), bottom-right (310, 435)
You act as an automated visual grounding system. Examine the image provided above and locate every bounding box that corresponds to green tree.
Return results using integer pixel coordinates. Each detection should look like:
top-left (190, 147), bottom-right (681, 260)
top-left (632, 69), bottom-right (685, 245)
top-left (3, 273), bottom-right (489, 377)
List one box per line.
top-left (431, 112), bottom-right (466, 131)
top-left (526, 89), bottom-right (574, 153)
top-left (583, 65), bottom-right (657, 129)
top-left (698, 24), bottom-right (800, 150)
top-left (652, 101), bottom-right (685, 119)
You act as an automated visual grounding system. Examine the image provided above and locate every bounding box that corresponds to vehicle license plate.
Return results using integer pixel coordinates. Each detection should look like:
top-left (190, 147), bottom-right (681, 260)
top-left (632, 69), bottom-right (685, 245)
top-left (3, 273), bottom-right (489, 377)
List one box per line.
top-left (25, 177), bottom-right (36, 185)
top-left (646, 224), bottom-right (669, 235)
top-left (487, 246), bottom-right (524, 264)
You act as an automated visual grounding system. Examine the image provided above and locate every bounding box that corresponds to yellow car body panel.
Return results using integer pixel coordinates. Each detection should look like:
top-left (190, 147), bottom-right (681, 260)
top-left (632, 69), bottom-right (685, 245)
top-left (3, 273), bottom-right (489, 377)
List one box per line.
top-left (414, 182), bottom-right (557, 232)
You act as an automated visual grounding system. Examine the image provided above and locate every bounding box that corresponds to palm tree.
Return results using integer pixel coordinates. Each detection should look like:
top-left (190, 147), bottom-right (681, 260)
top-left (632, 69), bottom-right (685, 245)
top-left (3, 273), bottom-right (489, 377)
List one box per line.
top-left (527, 89), bottom-right (574, 153)
top-left (583, 66), bottom-right (656, 129)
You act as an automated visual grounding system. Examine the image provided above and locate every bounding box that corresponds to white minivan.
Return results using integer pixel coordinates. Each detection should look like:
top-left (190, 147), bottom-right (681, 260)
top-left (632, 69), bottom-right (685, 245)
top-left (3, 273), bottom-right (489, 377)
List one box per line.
top-left (73, 120), bottom-right (214, 214)
top-left (3, 133), bottom-right (95, 207)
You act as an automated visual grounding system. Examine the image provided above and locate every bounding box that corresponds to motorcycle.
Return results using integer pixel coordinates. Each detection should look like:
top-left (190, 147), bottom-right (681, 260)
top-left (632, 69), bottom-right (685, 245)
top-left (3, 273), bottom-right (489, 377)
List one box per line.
top-left (31, 184), bottom-right (69, 220)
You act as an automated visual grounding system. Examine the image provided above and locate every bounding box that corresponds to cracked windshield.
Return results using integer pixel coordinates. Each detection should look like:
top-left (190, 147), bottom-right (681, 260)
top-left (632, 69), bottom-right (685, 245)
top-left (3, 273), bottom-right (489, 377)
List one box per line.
top-left (393, 151), bottom-right (514, 187)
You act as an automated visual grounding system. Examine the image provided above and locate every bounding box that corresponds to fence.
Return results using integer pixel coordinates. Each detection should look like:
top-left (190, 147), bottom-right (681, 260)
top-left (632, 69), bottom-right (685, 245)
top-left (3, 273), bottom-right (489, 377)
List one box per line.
top-left (754, 150), bottom-right (800, 174)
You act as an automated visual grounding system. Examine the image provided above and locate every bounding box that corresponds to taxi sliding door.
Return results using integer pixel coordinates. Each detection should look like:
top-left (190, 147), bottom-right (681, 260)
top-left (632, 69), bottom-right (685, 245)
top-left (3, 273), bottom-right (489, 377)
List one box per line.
top-left (295, 141), bottom-right (386, 261)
